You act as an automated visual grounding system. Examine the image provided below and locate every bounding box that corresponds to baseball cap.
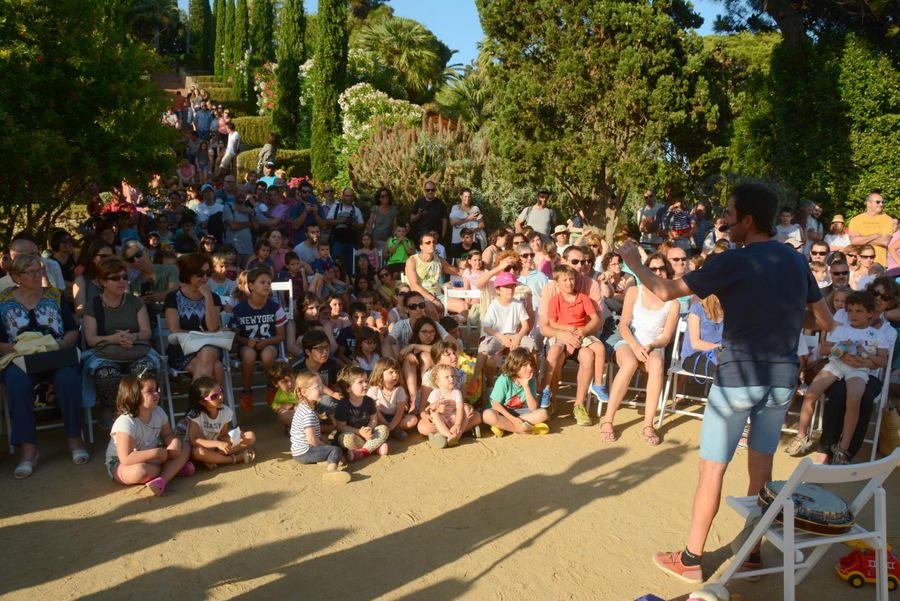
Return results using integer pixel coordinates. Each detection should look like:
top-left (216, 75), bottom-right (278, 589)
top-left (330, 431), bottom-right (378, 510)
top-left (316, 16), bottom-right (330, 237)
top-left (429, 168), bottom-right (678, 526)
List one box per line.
top-left (493, 271), bottom-right (519, 288)
top-left (200, 183), bottom-right (214, 193)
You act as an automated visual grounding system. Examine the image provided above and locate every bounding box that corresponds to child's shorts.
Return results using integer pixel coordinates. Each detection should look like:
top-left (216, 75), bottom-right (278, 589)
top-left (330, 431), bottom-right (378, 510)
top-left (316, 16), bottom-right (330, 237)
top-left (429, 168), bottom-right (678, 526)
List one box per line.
top-left (821, 358), bottom-right (869, 383)
top-left (478, 334), bottom-right (536, 355)
top-left (547, 335), bottom-right (602, 353)
top-left (106, 456), bottom-right (121, 481)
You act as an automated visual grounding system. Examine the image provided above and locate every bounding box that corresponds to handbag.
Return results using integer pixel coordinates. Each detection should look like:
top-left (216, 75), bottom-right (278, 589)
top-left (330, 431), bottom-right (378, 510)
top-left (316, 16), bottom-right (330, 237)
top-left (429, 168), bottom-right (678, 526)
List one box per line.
top-left (13, 347), bottom-right (81, 375)
top-left (878, 401), bottom-right (900, 457)
top-left (90, 296), bottom-right (151, 362)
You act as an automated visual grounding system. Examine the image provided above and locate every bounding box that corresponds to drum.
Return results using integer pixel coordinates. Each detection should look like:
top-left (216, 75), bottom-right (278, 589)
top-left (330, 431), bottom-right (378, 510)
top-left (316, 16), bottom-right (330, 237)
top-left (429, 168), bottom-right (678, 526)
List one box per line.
top-left (757, 481), bottom-right (854, 535)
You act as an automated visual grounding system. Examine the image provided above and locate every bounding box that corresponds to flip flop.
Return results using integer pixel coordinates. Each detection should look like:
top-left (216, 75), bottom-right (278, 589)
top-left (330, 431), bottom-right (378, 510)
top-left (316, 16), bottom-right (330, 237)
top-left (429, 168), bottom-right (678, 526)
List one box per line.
top-left (13, 452), bottom-right (39, 479)
top-left (71, 448), bottom-right (91, 465)
top-left (598, 421), bottom-right (617, 443)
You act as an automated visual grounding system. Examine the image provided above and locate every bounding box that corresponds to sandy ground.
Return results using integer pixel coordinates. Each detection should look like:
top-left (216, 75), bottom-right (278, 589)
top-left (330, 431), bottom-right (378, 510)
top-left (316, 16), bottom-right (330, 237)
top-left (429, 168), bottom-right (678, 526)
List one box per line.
top-left (1, 380), bottom-right (896, 601)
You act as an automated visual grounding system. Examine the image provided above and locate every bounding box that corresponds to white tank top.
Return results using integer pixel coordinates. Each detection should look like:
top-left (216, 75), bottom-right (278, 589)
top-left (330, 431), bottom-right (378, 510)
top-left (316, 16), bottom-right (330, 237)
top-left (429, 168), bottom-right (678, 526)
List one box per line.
top-left (631, 286), bottom-right (672, 346)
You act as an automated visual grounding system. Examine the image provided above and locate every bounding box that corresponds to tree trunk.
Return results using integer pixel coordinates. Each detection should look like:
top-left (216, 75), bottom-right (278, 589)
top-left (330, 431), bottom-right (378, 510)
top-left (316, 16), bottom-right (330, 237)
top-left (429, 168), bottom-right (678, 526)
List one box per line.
top-left (764, 0), bottom-right (806, 49)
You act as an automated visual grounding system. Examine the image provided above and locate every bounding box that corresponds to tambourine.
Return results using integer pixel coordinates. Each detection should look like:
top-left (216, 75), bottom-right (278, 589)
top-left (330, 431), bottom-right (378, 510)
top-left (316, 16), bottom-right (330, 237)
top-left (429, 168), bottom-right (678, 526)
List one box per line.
top-left (757, 481), bottom-right (854, 535)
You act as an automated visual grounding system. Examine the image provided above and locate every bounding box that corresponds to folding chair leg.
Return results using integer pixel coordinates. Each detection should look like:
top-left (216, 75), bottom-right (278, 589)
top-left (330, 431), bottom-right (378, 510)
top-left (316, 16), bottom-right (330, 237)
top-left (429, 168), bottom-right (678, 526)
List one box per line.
top-left (163, 371), bottom-right (177, 430)
top-left (870, 398), bottom-right (886, 462)
top-left (84, 407), bottom-right (94, 445)
top-left (657, 372), bottom-right (674, 429)
top-left (783, 498), bottom-right (796, 601)
top-left (875, 488), bottom-right (889, 601)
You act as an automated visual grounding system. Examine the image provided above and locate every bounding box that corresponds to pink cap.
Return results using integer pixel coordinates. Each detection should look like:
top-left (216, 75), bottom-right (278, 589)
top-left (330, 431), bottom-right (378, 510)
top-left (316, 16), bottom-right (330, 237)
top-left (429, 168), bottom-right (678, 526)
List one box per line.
top-left (493, 271), bottom-right (519, 288)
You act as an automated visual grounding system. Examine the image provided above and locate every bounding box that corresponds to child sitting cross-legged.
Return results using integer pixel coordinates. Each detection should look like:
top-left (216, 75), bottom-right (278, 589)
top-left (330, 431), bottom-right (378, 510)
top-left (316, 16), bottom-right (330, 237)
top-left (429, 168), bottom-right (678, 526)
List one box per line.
top-left (186, 377), bottom-right (257, 469)
top-left (290, 372), bottom-right (351, 484)
top-left (369, 358), bottom-right (418, 441)
top-left (483, 347), bottom-right (550, 437)
top-left (335, 365), bottom-right (390, 461)
top-left (105, 372), bottom-right (193, 496)
top-left (417, 363), bottom-right (482, 448)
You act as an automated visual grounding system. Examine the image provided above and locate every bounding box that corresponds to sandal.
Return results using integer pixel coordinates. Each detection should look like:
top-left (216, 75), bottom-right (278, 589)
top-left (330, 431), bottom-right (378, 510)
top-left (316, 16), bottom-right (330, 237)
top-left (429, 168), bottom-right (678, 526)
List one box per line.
top-left (13, 452), bottom-right (39, 479)
top-left (238, 449), bottom-right (256, 464)
top-left (529, 423), bottom-right (550, 436)
top-left (177, 461), bottom-right (196, 477)
top-left (831, 444), bottom-right (851, 465)
top-left (641, 425), bottom-right (661, 446)
top-left (71, 448), bottom-right (91, 465)
top-left (598, 421), bottom-right (616, 443)
top-left (784, 434), bottom-right (814, 457)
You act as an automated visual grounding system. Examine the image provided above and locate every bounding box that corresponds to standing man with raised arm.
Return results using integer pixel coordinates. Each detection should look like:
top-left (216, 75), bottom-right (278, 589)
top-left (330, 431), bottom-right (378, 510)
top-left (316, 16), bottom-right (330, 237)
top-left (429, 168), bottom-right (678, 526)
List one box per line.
top-left (619, 182), bottom-right (835, 584)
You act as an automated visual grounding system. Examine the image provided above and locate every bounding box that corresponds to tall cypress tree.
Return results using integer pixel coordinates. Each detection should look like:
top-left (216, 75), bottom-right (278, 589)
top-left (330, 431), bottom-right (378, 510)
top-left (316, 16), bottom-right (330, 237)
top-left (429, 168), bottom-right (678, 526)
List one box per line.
top-left (250, 0), bottom-right (275, 63)
top-left (311, 0), bottom-right (348, 181)
top-left (213, 0), bottom-right (225, 77)
top-left (273, 0), bottom-right (306, 149)
top-left (233, 0), bottom-right (250, 102)
top-left (203, 0), bottom-right (215, 70)
top-left (223, 0), bottom-right (234, 77)
top-left (188, 0), bottom-right (208, 66)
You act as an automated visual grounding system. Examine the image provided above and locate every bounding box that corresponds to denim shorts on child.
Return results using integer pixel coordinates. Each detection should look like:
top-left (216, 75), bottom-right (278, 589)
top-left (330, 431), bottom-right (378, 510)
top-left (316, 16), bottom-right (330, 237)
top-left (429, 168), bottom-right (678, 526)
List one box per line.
top-left (821, 358), bottom-right (869, 383)
top-left (700, 384), bottom-right (795, 464)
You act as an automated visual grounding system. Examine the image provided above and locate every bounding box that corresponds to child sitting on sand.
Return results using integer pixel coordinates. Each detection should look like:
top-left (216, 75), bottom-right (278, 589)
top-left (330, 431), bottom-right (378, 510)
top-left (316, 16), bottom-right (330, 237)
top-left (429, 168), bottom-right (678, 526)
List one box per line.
top-left (268, 361), bottom-right (298, 431)
top-left (105, 373), bottom-right (193, 496)
top-left (483, 348), bottom-right (550, 437)
top-left (186, 377), bottom-right (257, 469)
top-left (290, 372), bottom-right (351, 484)
top-left (369, 358), bottom-right (418, 441)
top-left (417, 363), bottom-right (482, 449)
top-left (335, 365), bottom-right (390, 461)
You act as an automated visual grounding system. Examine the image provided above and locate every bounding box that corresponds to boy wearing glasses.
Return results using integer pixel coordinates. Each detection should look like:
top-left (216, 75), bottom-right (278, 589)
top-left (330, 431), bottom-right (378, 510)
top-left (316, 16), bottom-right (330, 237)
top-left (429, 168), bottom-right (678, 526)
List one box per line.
top-left (295, 330), bottom-right (344, 430)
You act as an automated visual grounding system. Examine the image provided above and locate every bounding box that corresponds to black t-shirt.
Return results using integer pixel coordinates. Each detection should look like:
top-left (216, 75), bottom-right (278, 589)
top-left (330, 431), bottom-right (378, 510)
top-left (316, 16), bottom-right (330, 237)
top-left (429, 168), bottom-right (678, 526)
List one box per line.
top-left (336, 325), bottom-right (358, 356)
top-left (449, 240), bottom-right (482, 261)
top-left (335, 395), bottom-right (376, 429)
top-left (296, 357), bottom-right (342, 389)
top-left (411, 197), bottom-right (448, 240)
top-left (683, 240), bottom-right (821, 388)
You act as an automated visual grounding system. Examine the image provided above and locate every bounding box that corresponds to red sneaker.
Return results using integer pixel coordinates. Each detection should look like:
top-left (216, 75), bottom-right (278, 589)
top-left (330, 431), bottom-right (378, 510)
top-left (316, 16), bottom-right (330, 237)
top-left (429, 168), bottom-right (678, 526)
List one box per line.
top-left (652, 550), bottom-right (703, 584)
top-left (346, 448), bottom-right (369, 462)
top-left (239, 393), bottom-right (253, 412)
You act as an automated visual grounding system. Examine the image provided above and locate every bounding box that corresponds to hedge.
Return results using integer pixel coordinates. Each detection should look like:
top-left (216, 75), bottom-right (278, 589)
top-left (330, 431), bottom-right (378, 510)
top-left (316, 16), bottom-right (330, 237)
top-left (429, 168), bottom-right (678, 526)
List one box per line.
top-left (205, 86), bottom-right (239, 102)
top-left (237, 148), bottom-right (311, 179)
top-left (191, 75), bottom-right (220, 84)
top-left (232, 115), bottom-right (272, 147)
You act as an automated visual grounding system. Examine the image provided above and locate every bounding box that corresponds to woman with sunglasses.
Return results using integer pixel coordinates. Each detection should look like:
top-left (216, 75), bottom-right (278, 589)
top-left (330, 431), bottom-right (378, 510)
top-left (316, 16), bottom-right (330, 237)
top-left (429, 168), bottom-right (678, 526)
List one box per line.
top-left (83, 256), bottom-right (155, 427)
top-left (817, 278), bottom-right (899, 464)
top-left (367, 187), bottom-right (399, 253)
top-left (164, 253), bottom-right (225, 385)
top-left (120, 239), bottom-right (179, 331)
top-left (599, 253), bottom-right (679, 444)
top-left (850, 244), bottom-right (879, 291)
top-left (73, 239), bottom-right (116, 317)
top-left (0, 255), bottom-right (88, 478)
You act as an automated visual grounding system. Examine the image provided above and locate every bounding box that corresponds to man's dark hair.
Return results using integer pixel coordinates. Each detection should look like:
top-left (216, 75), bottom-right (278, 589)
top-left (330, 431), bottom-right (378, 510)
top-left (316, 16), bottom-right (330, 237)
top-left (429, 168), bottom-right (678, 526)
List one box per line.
top-left (349, 301), bottom-right (367, 316)
top-left (402, 290), bottom-right (424, 307)
top-left (731, 182), bottom-right (779, 236)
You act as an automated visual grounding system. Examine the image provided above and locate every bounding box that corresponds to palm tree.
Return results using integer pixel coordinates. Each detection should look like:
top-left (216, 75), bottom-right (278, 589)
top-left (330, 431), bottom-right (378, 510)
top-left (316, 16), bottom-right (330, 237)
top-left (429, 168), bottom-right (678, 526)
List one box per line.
top-left (355, 17), bottom-right (451, 103)
top-left (127, 0), bottom-right (181, 53)
top-left (435, 65), bottom-right (488, 130)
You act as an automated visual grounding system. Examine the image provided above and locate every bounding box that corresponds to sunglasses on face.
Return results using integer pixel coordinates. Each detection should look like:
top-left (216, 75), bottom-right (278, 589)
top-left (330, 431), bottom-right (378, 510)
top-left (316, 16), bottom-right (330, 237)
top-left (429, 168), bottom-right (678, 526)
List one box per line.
top-left (204, 390), bottom-right (224, 401)
top-left (669, 257), bottom-right (687, 263)
top-left (407, 302), bottom-right (427, 310)
top-left (588, 244), bottom-right (601, 249)
top-left (421, 240), bottom-right (435, 246)
top-left (810, 251), bottom-right (827, 256)
top-left (847, 254), bottom-right (858, 258)
top-left (860, 254), bottom-right (876, 260)
top-left (425, 188), bottom-right (436, 192)
top-left (568, 259), bottom-right (586, 266)
top-left (831, 270), bottom-right (849, 276)
top-left (519, 252), bottom-right (535, 259)
top-left (379, 272), bottom-right (390, 277)
top-left (195, 269), bottom-right (211, 278)
top-left (126, 250), bottom-right (144, 262)
top-left (105, 272), bottom-right (128, 282)
top-left (650, 266), bottom-right (668, 274)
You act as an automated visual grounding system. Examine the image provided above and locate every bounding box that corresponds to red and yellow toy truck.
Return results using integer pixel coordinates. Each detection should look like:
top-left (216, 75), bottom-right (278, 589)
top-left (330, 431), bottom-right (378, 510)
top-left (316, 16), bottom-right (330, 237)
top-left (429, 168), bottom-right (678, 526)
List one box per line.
top-left (835, 541), bottom-right (899, 590)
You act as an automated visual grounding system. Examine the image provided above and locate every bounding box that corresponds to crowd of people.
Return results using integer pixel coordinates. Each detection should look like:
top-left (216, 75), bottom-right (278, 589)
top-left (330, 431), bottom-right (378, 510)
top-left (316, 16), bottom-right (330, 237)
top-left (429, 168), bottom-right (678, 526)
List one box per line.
top-left (0, 90), bottom-right (897, 527)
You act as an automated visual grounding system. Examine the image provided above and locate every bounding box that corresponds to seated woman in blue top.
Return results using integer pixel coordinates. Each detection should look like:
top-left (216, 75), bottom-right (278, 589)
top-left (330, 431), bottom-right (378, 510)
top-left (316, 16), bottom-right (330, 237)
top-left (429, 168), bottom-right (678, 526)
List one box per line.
top-left (680, 295), bottom-right (724, 377)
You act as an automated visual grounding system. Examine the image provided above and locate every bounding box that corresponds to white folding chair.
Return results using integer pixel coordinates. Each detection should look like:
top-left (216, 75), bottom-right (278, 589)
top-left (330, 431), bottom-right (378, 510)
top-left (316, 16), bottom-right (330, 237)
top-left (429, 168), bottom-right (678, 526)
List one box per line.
top-left (866, 344), bottom-right (895, 461)
top-left (656, 318), bottom-right (715, 428)
top-left (718, 449), bottom-right (899, 601)
top-left (156, 315), bottom-right (237, 428)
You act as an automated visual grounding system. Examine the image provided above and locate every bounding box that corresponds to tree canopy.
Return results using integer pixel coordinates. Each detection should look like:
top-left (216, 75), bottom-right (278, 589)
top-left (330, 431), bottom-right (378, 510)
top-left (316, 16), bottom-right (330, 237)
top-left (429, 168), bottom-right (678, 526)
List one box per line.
top-left (311, 0), bottom-right (349, 182)
top-left (0, 0), bottom-right (176, 241)
top-left (478, 0), bottom-right (727, 234)
top-left (273, 0), bottom-right (307, 149)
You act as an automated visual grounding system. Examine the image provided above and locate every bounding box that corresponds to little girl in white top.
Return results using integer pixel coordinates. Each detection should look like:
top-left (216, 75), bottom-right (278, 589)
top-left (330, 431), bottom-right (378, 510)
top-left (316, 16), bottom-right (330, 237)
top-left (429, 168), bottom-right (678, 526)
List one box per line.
top-left (369, 358), bottom-right (418, 440)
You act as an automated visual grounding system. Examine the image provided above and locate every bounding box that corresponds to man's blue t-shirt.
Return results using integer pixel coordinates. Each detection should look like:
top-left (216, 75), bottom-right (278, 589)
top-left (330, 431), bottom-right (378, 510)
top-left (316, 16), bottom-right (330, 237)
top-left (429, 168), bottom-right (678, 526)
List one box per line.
top-left (683, 240), bottom-right (821, 389)
top-left (289, 197), bottom-right (321, 245)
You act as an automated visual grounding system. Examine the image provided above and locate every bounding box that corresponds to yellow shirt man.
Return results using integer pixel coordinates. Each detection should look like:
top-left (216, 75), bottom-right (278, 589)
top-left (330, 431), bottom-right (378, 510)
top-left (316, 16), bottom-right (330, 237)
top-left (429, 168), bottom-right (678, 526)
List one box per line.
top-left (848, 193), bottom-right (893, 266)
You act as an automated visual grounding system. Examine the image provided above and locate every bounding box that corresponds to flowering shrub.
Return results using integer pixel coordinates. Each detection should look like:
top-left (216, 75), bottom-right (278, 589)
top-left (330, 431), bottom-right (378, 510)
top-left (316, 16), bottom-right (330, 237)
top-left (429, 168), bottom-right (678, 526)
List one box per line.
top-left (288, 175), bottom-right (314, 189)
top-left (254, 61), bottom-right (277, 115)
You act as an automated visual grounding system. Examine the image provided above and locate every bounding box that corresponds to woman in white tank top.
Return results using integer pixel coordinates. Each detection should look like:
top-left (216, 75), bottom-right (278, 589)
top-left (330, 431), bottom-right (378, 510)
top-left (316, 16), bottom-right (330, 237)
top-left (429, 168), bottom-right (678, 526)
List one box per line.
top-left (600, 253), bottom-right (680, 445)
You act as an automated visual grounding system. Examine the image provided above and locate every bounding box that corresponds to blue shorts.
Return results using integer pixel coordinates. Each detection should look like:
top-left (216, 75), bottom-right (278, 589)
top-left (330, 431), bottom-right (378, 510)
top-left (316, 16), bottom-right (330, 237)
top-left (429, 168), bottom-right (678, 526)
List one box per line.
top-left (699, 384), bottom-right (795, 464)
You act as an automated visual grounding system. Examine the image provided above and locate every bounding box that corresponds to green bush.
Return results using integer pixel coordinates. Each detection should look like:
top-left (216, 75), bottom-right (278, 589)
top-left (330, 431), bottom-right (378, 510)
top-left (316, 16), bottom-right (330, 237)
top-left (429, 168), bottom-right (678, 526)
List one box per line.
top-left (227, 100), bottom-right (257, 117)
top-left (205, 86), bottom-right (239, 102)
top-left (232, 115), bottom-right (272, 147)
top-left (191, 74), bottom-right (220, 84)
top-left (237, 148), bottom-right (311, 179)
